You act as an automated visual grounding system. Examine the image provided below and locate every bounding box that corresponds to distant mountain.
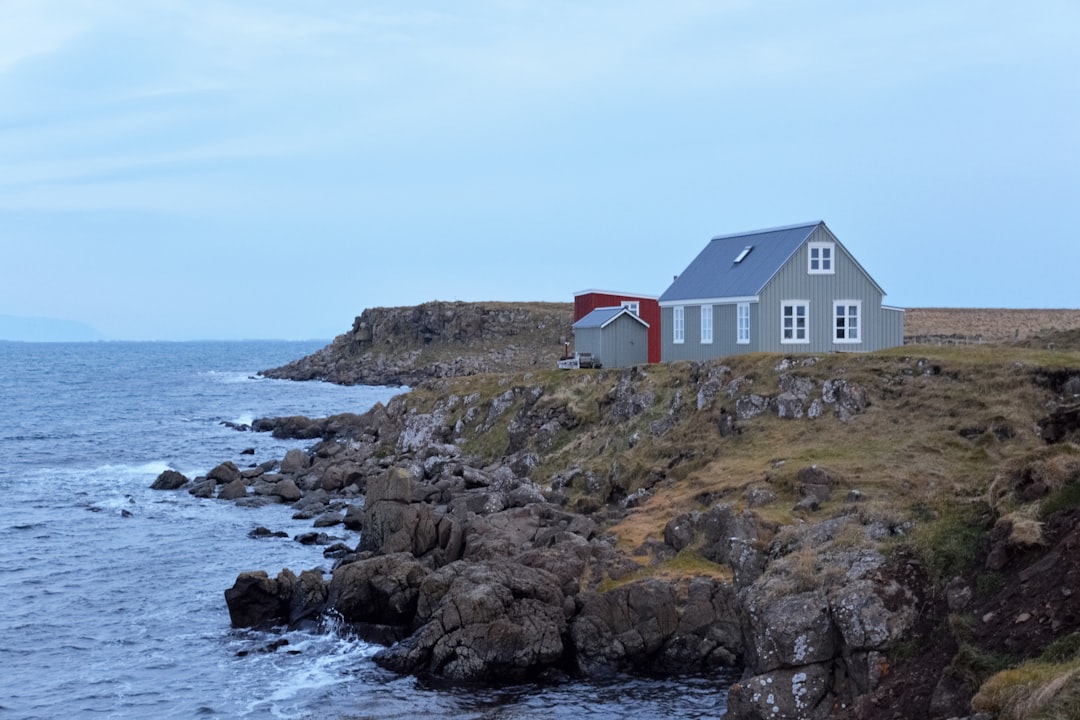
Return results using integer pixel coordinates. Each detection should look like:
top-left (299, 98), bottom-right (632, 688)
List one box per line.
top-left (0, 315), bottom-right (103, 342)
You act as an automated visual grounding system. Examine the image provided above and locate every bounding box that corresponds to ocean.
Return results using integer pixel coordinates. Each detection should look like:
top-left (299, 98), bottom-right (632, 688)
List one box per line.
top-left (0, 341), bottom-right (731, 719)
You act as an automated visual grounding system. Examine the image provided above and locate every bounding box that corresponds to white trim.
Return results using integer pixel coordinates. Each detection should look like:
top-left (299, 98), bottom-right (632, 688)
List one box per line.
top-left (672, 305), bottom-right (685, 344)
top-left (807, 241), bottom-right (835, 275)
top-left (573, 306), bottom-right (650, 330)
top-left (700, 305), bottom-right (713, 344)
top-left (737, 302), bottom-right (750, 345)
top-left (780, 300), bottom-right (810, 344)
top-left (832, 300), bottom-right (862, 344)
top-left (659, 295), bottom-right (758, 308)
top-left (882, 305), bottom-right (906, 312)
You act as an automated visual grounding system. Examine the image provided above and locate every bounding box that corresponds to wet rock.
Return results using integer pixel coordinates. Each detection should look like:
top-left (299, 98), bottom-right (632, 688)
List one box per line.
top-left (217, 478), bottom-right (248, 500)
top-left (249, 526), bottom-right (288, 539)
top-left (327, 552), bottom-right (429, 626)
top-left (373, 560), bottom-right (566, 681)
top-left (150, 469), bottom-right (189, 490)
top-left (280, 448), bottom-right (311, 474)
top-left (224, 570), bottom-right (293, 628)
top-left (274, 478), bottom-right (302, 502)
top-left (207, 461), bottom-right (241, 485)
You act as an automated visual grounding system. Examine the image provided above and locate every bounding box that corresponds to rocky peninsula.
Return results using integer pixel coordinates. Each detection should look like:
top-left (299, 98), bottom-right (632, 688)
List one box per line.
top-left (155, 303), bottom-right (1080, 719)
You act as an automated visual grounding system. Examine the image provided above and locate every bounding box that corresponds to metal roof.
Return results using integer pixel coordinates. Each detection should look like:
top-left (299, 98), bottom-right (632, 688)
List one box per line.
top-left (572, 306), bottom-right (650, 330)
top-left (658, 221), bottom-right (822, 303)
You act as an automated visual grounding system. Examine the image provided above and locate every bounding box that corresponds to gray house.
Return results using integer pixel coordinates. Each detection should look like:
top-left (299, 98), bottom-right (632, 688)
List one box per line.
top-left (659, 221), bottom-right (904, 361)
top-left (572, 306), bottom-right (650, 368)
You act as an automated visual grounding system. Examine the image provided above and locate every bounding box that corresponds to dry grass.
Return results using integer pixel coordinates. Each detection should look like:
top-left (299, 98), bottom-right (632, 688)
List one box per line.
top-left (586, 346), bottom-right (1080, 560)
top-left (973, 660), bottom-right (1080, 720)
top-left (906, 308), bottom-right (1080, 344)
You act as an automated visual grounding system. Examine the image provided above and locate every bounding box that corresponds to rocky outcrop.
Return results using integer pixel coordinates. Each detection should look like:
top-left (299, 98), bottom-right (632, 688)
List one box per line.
top-left (260, 301), bottom-right (573, 386)
top-left (373, 560), bottom-right (569, 681)
top-left (200, 348), bottom-right (1080, 718)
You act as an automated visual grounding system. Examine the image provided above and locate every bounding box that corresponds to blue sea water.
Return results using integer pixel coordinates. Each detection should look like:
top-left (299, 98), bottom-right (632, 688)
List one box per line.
top-left (0, 341), bottom-right (732, 719)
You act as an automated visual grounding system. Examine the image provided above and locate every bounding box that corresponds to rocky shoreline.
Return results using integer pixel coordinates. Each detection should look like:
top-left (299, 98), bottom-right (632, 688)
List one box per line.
top-left (152, 355), bottom-right (1031, 720)
top-left (148, 296), bottom-right (1080, 719)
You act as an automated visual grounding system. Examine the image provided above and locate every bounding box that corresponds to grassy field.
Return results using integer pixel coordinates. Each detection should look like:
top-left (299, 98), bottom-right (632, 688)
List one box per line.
top-left (905, 308), bottom-right (1080, 343)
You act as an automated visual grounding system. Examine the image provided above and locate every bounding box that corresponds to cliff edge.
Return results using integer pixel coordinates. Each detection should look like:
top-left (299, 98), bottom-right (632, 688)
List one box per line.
top-left (261, 300), bottom-right (573, 386)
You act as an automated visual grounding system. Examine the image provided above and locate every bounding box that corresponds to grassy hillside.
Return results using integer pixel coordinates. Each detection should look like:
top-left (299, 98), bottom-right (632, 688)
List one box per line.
top-left (395, 341), bottom-right (1080, 716)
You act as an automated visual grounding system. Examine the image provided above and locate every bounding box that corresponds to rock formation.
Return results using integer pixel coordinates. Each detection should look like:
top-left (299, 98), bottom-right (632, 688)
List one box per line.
top-left (153, 333), bottom-right (1080, 719)
top-left (260, 300), bottom-right (573, 386)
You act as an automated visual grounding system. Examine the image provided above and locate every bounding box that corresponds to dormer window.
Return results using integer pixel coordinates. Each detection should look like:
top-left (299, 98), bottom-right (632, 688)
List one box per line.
top-left (808, 241), bottom-right (834, 274)
top-left (733, 246), bottom-right (753, 263)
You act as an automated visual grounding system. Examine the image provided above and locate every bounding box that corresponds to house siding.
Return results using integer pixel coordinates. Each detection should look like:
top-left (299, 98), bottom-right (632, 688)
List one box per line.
top-left (574, 291), bottom-right (661, 362)
top-left (575, 313), bottom-right (648, 368)
top-left (659, 223), bottom-right (903, 361)
top-left (758, 226), bottom-right (902, 352)
top-left (661, 302), bottom-right (762, 361)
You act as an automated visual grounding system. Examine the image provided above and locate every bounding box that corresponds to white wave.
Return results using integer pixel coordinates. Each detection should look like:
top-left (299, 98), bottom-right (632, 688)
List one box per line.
top-left (231, 413), bottom-right (255, 427)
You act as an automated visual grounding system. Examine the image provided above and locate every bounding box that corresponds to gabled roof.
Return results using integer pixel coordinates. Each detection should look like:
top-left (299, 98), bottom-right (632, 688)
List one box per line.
top-left (572, 306), bottom-right (650, 330)
top-left (658, 221), bottom-right (823, 304)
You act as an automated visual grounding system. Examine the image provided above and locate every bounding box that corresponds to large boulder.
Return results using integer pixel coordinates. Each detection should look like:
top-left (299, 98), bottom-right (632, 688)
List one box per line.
top-left (569, 577), bottom-right (743, 676)
top-left (224, 570), bottom-right (293, 628)
top-left (360, 467), bottom-right (464, 565)
top-left (207, 461), bottom-right (241, 485)
top-left (568, 579), bottom-right (679, 676)
top-left (726, 663), bottom-right (834, 720)
top-left (741, 589), bottom-right (837, 672)
top-left (373, 560), bottom-right (567, 681)
top-left (150, 469), bottom-right (189, 490)
top-left (280, 448), bottom-right (310, 474)
top-left (326, 552), bottom-right (429, 627)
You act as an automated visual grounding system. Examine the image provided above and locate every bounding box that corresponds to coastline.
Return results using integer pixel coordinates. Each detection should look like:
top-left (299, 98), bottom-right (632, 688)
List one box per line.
top-left (145, 306), bottom-right (1080, 719)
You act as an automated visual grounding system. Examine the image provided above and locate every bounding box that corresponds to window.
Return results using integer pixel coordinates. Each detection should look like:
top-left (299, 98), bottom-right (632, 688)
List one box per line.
top-left (737, 302), bottom-right (750, 344)
top-left (808, 242), bottom-right (835, 274)
top-left (781, 301), bottom-right (809, 343)
top-left (700, 305), bottom-right (713, 344)
top-left (733, 245), bottom-right (753, 263)
top-left (834, 300), bottom-right (862, 343)
top-left (621, 300), bottom-right (640, 315)
top-left (672, 306), bottom-right (684, 344)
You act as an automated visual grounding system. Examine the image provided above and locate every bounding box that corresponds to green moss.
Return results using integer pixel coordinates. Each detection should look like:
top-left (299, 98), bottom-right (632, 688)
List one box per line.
top-left (1040, 478), bottom-right (1080, 518)
top-left (976, 571), bottom-right (1006, 597)
top-left (1040, 633), bottom-right (1080, 664)
top-left (910, 504), bottom-right (986, 585)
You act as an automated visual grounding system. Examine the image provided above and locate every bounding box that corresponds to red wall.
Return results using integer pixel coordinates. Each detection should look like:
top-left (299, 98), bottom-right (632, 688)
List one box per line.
top-left (574, 292), bottom-right (661, 364)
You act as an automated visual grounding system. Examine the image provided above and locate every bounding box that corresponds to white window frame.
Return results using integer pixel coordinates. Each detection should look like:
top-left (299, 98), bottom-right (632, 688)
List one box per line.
top-left (700, 305), bottom-right (713, 344)
top-left (672, 306), bottom-right (684, 344)
top-left (781, 301), bottom-right (809, 344)
top-left (808, 242), bottom-right (835, 274)
top-left (621, 300), bottom-right (640, 316)
top-left (737, 302), bottom-right (750, 345)
top-left (833, 300), bottom-right (862, 344)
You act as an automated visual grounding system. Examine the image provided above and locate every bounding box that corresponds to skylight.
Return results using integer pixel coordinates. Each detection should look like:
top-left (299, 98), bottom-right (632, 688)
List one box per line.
top-left (733, 245), bottom-right (753, 263)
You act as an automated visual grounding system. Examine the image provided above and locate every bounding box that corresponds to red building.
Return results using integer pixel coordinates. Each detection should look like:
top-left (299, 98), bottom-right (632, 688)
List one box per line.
top-left (573, 289), bottom-right (661, 363)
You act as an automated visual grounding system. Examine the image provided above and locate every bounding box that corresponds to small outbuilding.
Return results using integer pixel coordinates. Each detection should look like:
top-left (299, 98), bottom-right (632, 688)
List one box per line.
top-left (572, 306), bottom-right (650, 369)
top-left (574, 290), bottom-right (661, 363)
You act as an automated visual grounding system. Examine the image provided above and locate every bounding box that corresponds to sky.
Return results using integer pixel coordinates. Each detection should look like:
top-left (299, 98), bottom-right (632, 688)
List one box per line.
top-left (1, 1), bottom-right (1077, 340)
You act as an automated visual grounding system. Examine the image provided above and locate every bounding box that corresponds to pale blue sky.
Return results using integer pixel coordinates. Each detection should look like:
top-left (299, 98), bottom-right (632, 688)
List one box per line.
top-left (2, 1), bottom-right (1077, 340)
